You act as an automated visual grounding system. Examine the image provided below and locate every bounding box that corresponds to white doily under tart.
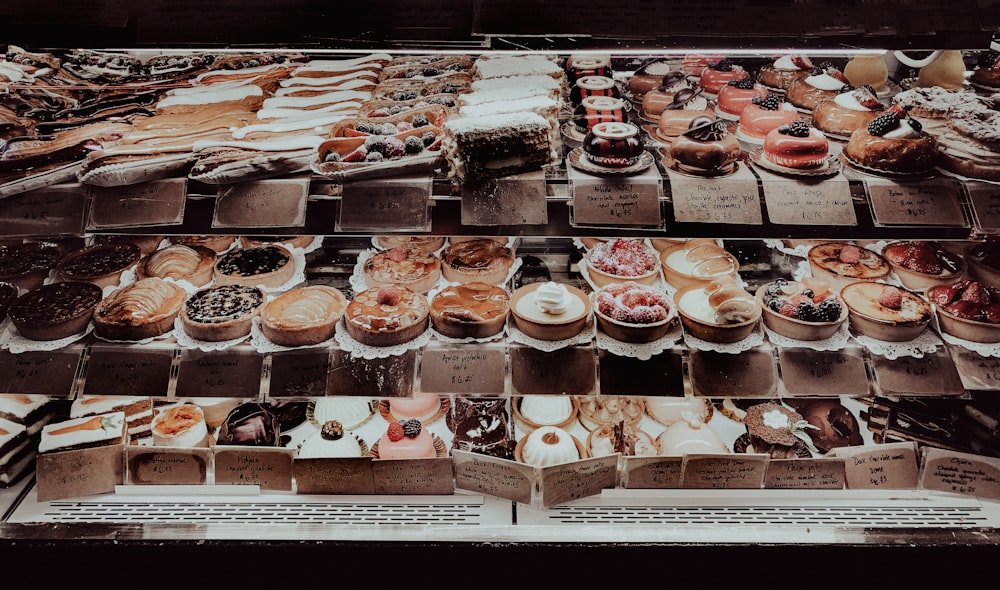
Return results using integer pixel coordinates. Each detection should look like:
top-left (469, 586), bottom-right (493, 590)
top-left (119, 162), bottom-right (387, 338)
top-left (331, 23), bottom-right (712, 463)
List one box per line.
top-left (334, 321), bottom-right (433, 360)
top-left (350, 248), bottom-right (448, 294)
top-left (682, 324), bottom-right (765, 353)
top-left (251, 247), bottom-right (308, 294)
top-left (939, 332), bottom-right (1000, 357)
top-left (762, 321), bottom-right (851, 351)
top-left (249, 316), bottom-right (339, 354)
top-left (851, 328), bottom-right (943, 359)
top-left (577, 256), bottom-right (666, 293)
top-left (172, 316), bottom-right (249, 352)
top-left (1, 319), bottom-right (94, 354)
top-left (594, 322), bottom-right (682, 360)
top-left (506, 318), bottom-right (597, 351)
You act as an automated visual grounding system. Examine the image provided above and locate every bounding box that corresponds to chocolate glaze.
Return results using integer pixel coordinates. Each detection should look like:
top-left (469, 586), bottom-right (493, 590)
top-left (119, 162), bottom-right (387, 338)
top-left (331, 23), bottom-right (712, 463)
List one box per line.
top-left (216, 246), bottom-right (290, 278)
top-left (8, 281), bottom-right (102, 324)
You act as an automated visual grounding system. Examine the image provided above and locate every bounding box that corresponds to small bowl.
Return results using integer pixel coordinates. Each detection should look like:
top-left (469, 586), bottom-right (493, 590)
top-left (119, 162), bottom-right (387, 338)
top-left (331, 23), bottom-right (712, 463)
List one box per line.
top-left (927, 282), bottom-right (1000, 343)
top-left (659, 240), bottom-right (739, 290)
top-left (509, 282), bottom-right (592, 341)
top-left (755, 281), bottom-right (849, 341)
top-left (882, 240), bottom-right (966, 292)
top-left (841, 281), bottom-right (932, 342)
top-left (674, 283), bottom-right (761, 343)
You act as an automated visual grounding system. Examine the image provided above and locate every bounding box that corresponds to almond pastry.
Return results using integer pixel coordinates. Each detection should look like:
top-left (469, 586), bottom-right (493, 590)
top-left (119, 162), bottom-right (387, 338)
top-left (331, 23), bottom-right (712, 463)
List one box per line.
top-left (362, 246), bottom-right (441, 294)
top-left (260, 285), bottom-right (347, 346)
top-left (344, 285), bottom-right (429, 347)
top-left (93, 277), bottom-right (187, 341)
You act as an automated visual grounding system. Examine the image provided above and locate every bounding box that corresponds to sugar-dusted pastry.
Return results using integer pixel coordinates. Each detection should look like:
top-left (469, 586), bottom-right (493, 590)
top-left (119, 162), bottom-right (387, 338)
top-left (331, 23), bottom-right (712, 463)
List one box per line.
top-left (592, 281), bottom-right (675, 343)
top-left (936, 99), bottom-right (1000, 182)
top-left (344, 285), bottom-right (429, 347)
top-left (93, 277), bottom-right (187, 341)
top-left (586, 238), bottom-right (659, 287)
top-left (260, 285), bottom-right (347, 346)
top-left (363, 246), bottom-right (441, 294)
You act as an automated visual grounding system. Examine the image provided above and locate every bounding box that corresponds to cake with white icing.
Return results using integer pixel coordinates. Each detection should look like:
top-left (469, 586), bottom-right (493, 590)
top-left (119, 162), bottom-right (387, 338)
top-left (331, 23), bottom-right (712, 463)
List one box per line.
top-left (0, 417), bottom-right (34, 485)
top-left (297, 420), bottom-right (366, 458)
top-left (39, 412), bottom-right (127, 454)
top-left (71, 396), bottom-right (153, 443)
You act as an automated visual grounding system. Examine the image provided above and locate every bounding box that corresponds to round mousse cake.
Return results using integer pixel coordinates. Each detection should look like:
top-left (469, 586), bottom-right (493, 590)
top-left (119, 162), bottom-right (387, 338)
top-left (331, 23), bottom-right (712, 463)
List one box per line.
top-left (644, 395), bottom-right (713, 426)
top-left (375, 419), bottom-right (438, 459)
top-left (640, 71), bottom-right (692, 121)
top-left (387, 390), bottom-right (443, 423)
top-left (363, 246), bottom-right (441, 294)
top-left (8, 281), bottom-right (103, 341)
top-left (516, 425), bottom-right (583, 466)
top-left (297, 420), bottom-right (366, 458)
top-left (762, 121), bottom-right (829, 169)
top-left (57, 242), bottom-right (141, 289)
top-left (737, 93), bottom-right (801, 141)
top-left (439, 239), bottom-right (514, 285)
top-left (344, 285), bottom-right (429, 347)
top-left (586, 238), bottom-right (660, 287)
top-left (843, 106), bottom-right (939, 175)
top-left (658, 417), bottom-right (729, 455)
top-left (0, 241), bottom-right (64, 291)
top-left (669, 116), bottom-right (741, 176)
top-left (715, 77), bottom-right (768, 120)
top-left (654, 88), bottom-right (714, 141)
top-left (213, 244), bottom-right (294, 289)
top-left (179, 284), bottom-right (265, 342)
top-left (260, 285), bottom-right (347, 347)
top-left (93, 277), bottom-right (187, 341)
top-left (515, 395), bottom-right (577, 430)
top-left (429, 281), bottom-right (509, 339)
top-left (582, 121), bottom-right (645, 167)
top-left (698, 59), bottom-right (747, 95)
top-left (137, 244), bottom-right (216, 287)
top-left (151, 404), bottom-right (209, 448)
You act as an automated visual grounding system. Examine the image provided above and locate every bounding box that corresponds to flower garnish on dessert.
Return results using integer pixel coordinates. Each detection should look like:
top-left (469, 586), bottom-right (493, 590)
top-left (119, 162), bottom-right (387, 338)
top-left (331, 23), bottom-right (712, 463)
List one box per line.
top-left (737, 402), bottom-right (818, 458)
top-left (843, 104), bottom-right (939, 175)
top-left (762, 120), bottom-right (829, 168)
top-left (737, 92), bottom-right (801, 140)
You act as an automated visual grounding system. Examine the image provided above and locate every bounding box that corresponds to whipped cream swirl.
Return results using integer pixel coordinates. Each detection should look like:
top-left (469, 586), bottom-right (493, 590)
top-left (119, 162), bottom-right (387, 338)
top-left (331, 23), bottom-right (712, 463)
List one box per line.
top-left (535, 282), bottom-right (571, 315)
top-left (883, 119), bottom-right (922, 139)
top-left (804, 73), bottom-right (845, 91)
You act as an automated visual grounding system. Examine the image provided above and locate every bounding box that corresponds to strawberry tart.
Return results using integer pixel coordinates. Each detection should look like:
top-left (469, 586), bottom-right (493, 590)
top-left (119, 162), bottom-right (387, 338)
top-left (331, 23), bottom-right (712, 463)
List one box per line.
top-left (585, 238), bottom-right (660, 287)
top-left (757, 277), bottom-right (848, 340)
top-left (927, 279), bottom-right (1000, 343)
top-left (881, 240), bottom-right (965, 291)
top-left (592, 281), bottom-right (675, 343)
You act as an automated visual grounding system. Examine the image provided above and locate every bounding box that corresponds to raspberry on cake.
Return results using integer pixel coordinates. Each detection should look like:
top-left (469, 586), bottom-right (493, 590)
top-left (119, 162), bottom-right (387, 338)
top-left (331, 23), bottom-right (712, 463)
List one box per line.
top-left (715, 77), bottom-right (768, 120)
top-left (737, 92), bottom-right (800, 142)
top-left (881, 240), bottom-right (965, 291)
top-left (344, 285), bottom-right (430, 347)
top-left (363, 246), bottom-right (442, 294)
top-left (375, 418), bottom-right (439, 459)
top-left (698, 59), bottom-right (747, 95)
top-left (762, 121), bottom-right (829, 169)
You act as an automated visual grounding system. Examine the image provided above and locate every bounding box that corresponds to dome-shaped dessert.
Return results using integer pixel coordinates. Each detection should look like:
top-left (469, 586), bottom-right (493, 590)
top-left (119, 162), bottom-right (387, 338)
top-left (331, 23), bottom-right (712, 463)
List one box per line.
top-left (519, 425), bottom-right (582, 466)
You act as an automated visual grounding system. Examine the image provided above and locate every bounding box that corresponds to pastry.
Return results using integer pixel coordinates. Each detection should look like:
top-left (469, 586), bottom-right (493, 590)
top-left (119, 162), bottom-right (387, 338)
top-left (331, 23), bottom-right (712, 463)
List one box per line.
top-left (217, 403), bottom-right (280, 446)
top-left (761, 121), bottom-right (829, 168)
top-left (260, 285), bottom-right (347, 347)
top-left (881, 240), bottom-right (965, 291)
top-left (582, 121), bottom-right (645, 167)
top-left (757, 277), bottom-right (848, 341)
top-left (387, 390), bottom-right (443, 423)
top-left (569, 75), bottom-right (620, 107)
top-left (0, 241), bottom-right (63, 291)
top-left (660, 240), bottom-right (739, 289)
top-left (575, 396), bottom-right (645, 430)
top-left (93, 277), bottom-right (187, 341)
top-left (439, 238), bottom-right (514, 285)
top-left (698, 59), bottom-right (747, 96)
top-left (213, 244), bottom-right (295, 289)
top-left (586, 238), bottom-right (659, 287)
top-left (758, 55), bottom-right (812, 91)
top-left (644, 395), bottom-right (713, 426)
top-left (657, 416), bottom-right (729, 455)
top-left (715, 77), bottom-right (768, 120)
top-left (682, 53), bottom-right (724, 76)
top-left (373, 236), bottom-right (445, 252)
top-left (38, 412), bottom-right (127, 454)
top-left (674, 276), bottom-right (761, 343)
top-left (668, 117), bottom-right (741, 176)
top-left (344, 285), bottom-right (429, 347)
top-left (171, 235), bottom-right (236, 253)
top-left (136, 244), bottom-right (215, 287)
top-left (811, 85), bottom-right (884, 139)
top-left (375, 419), bottom-right (438, 459)
top-left (442, 111), bottom-right (553, 182)
top-left (640, 71), bottom-right (695, 121)
top-left (970, 50), bottom-right (1000, 91)
top-left (936, 99), bottom-right (1000, 182)
top-left (56, 243), bottom-right (141, 289)
top-left (926, 279), bottom-right (1000, 343)
top-left (841, 282), bottom-right (932, 341)
top-left (737, 402), bottom-right (814, 459)
top-left (572, 95), bottom-right (629, 137)
top-left (843, 105), bottom-right (939, 175)
top-left (587, 422), bottom-right (658, 457)
top-left (785, 62), bottom-right (849, 112)
top-left (509, 281), bottom-right (591, 341)
top-left (363, 246), bottom-right (441, 294)
top-left (784, 398), bottom-right (863, 453)
top-left (190, 398), bottom-right (241, 429)
top-left (515, 395), bottom-right (577, 430)
top-left (151, 403), bottom-right (210, 448)
top-left (715, 398), bottom-right (768, 423)
top-left (179, 284), bottom-right (265, 342)
top-left (807, 242), bottom-right (891, 293)
top-left (653, 87), bottom-right (714, 141)
top-left (297, 420), bottom-right (366, 458)
top-left (592, 281), bottom-right (675, 343)
top-left (309, 397), bottom-right (377, 430)
top-left (451, 413), bottom-right (514, 459)
top-left (429, 281), bottom-right (509, 339)
top-left (7, 281), bottom-right (103, 341)
top-left (447, 395), bottom-right (508, 432)
top-left (627, 59), bottom-right (678, 103)
top-left (517, 425), bottom-right (583, 466)
top-left (0, 394), bottom-right (59, 437)
top-left (737, 93), bottom-right (801, 141)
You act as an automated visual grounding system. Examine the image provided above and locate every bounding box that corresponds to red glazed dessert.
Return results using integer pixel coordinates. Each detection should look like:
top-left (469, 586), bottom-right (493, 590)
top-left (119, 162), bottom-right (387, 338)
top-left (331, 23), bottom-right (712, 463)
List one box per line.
top-left (786, 62), bottom-right (849, 112)
top-left (881, 240), bottom-right (965, 291)
top-left (565, 54), bottom-right (612, 85)
top-left (699, 59), bottom-right (747, 95)
top-left (572, 95), bottom-right (628, 134)
top-left (683, 53), bottom-right (725, 76)
top-left (759, 55), bottom-right (813, 91)
top-left (716, 77), bottom-right (768, 120)
top-left (762, 121), bottom-right (829, 168)
top-left (738, 93), bottom-right (801, 141)
top-left (582, 121), bottom-right (645, 167)
top-left (927, 279), bottom-right (1000, 343)
top-left (569, 75), bottom-right (620, 107)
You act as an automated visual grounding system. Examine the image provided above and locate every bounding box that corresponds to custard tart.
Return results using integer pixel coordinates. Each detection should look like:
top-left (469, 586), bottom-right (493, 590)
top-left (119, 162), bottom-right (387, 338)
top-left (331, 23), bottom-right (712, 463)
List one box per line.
top-left (362, 246), bottom-right (441, 294)
top-left (439, 238), bottom-right (515, 285)
top-left (93, 277), bottom-right (187, 341)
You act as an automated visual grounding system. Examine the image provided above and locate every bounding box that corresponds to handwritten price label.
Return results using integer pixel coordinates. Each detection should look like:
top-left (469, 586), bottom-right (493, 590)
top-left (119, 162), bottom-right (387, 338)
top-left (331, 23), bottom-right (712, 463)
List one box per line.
top-left (83, 347), bottom-right (173, 396)
top-left (867, 177), bottom-right (967, 226)
top-left (214, 177), bottom-right (308, 228)
top-left (568, 165), bottom-right (661, 226)
top-left (0, 186), bottom-right (86, 237)
top-left (88, 178), bottom-right (187, 229)
top-left (921, 448), bottom-right (1000, 501)
top-left (835, 443), bottom-right (919, 490)
top-left (420, 346), bottom-right (505, 394)
top-left (669, 172), bottom-right (762, 225)
top-left (339, 175), bottom-right (432, 231)
top-left (0, 350), bottom-right (80, 395)
top-left (968, 182), bottom-right (1000, 231)
top-left (760, 175), bottom-right (856, 226)
top-left (175, 350), bottom-right (264, 397)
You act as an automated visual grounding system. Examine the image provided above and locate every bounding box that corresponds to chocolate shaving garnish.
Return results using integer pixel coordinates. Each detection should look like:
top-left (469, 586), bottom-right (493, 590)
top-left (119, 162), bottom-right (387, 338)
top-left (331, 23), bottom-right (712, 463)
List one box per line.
top-left (683, 118), bottom-right (728, 141)
top-left (666, 86), bottom-right (704, 110)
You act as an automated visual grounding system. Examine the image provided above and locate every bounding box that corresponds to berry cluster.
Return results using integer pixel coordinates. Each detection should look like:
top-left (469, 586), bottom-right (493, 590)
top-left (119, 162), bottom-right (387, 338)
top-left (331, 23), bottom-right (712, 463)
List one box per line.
top-left (752, 93), bottom-right (782, 111)
top-left (728, 76), bottom-right (756, 89)
top-left (978, 50), bottom-right (1000, 69)
top-left (709, 59), bottom-right (734, 72)
top-left (590, 239), bottom-right (657, 277)
top-left (777, 121), bottom-right (812, 137)
top-left (929, 279), bottom-right (1000, 323)
top-left (596, 282), bottom-right (672, 325)
top-left (763, 278), bottom-right (843, 323)
top-left (867, 110), bottom-right (901, 136)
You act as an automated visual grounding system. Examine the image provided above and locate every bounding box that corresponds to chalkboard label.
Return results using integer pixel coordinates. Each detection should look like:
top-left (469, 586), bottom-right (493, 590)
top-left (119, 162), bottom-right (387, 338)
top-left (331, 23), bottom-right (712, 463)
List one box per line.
top-left (867, 177), bottom-right (967, 226)
top-left (420, 344), bottom-right (505, 394)
top-left (569, 165), bottom-right (662, 227)
top-left (921, 448), bottom-right (1000, 501)
top-left (176, 349), bottom-right (264, 398)
top-left (0, 185), bottom-right (86, 237)
top-left (871, 351), bottom-right (964, 396)
top-left (84, 345), bottom-right (173, 397)
top-left (339, 175), bottom-right (432, 231)
top-left (689, 348), bottom-right (778, 398)
top-left (967, 181), bottom-right (1000, 230)
top-left (622, 456), bottom-right (683, 489)
top-left (126, 447), bottom-right (209, 485)
top-left (294, 457), bottom-right (375, 495)
top-left (88, 178), bottom-right (187, 229)
top-left (777, 348), bottom-right (870, 396)
top-left (268, 349), bottom-right (331, 397)
top-left (461, 171), bottom-right (548, 226)
top-left (0, 349), bottom-right (81, 396)
top-left (213, 177), bottom-right (308, 228)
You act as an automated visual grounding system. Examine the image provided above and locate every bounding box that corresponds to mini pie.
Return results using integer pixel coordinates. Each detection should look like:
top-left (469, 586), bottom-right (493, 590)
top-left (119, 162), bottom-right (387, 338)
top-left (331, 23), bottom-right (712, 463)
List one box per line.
top-left (260, 285), bottom-right (347, 347)
top-left (7, 281), bottom-right (103, 341)
top-left (213, 244), bottom-right (294, 289)
top-left (439, 238), bottom-right (515, 285)
top-left (362, 246), bottom-right (441, 294)
top-left (57, 243), bottom-right (141, 289)
top-left (807, 242), bottom-right (890, 292)
top-left (93, 277), bottom-right (187, 341)
top-left (344, 285), bottom-right (429, 347)
top-left (881, 240), bottom-right (965, 291)
top-left (429, 281), bottom-right (509, 339)
top-left (841, 281), bottom-right (932, 342)
top-left (180, 284), bottom-right (265, 342)
top-left (137, 244), bottom-right (216, 287)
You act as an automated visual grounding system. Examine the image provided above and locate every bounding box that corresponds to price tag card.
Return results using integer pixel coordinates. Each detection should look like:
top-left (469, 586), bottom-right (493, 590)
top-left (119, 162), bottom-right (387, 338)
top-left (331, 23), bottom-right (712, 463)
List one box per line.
top-left (87, 178), bottom-right (187, 229)
top-left (453, 450), bottom-right (534, 504)
top-left (0, 184), bottom-right (86, 237)
top-left (294, 457), bottom-right (375, 495)
top-left (967, 181), bottom-right (1000, 231)
top-left (419, 343), bottom-right (505, 394)
top-left (867, 177), bottom-right (967, 226)
top-left (949, 348), bottom-right (1000, 391)
top-left (777, 347), bottom-right (871, 396)
top-left (834, 442), bottom-right (919, 490)
top-left (338, 175), bottom-right (432, 231)
top-left (372, 457), bottom-right (455, 495)
top-left (327, 349), bottom-right (416, 397)
top-left (213, 447), bottom-right (294, 491)
top-left (267, 349), bottom-right (331, 398)
top-left (126, 447), bottom-right (210, 485)
top-left (921, 448), bottom-right (1000, 501)
top-left (175, 348), bottom-right (265, 398)
top-left (568, 164), bottom-right (662, 227)
top-left (540, 455), bottom-right (619, 508)
top-left (212, 176), bottom-right (309, 228)
top-left (83, 344), bottom-right (174, 396)
top-left (681, 454), bottom-right (769, 489)
top-left (621, 456), bottom-right (683, 489)
top-left (688, 348), bottom-right (778, 398)
top-left (461, 170), bottom-right (548, 226)
top-left (36, 444), bottom-right (124, 502)
top-left (510, 343), bottom-right (596, 395)
top-left (758, 171), bottom-right (857, 226)
top-left (765, 458), bottom-right (846, 490)
top-left (0, 349), bottom-right (81, 395)
top-left (871, 349), bottom-right (964, 396)
top-left (667, 165), bottom-right (762, 225)
top-left (598, 348), bottom-right (684, 396)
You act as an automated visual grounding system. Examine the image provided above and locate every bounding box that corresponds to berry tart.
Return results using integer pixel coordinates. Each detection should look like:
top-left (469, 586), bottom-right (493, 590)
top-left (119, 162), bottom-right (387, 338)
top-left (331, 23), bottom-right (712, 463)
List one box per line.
top-left (812, 85), bottom-right (885, 139)
top-left (674, 276), bottom-right (761, 343)
top-left (7, 281), bottom-right (103, 341)
top-left (259, 285), bottom-right (347, 347)
top-left (344, 285), bottom-right (430, 347)
top-left (93, 277), bottom-right (187, 341)
top-left (179, 284), bottom-right (265, 342)
top-left (92, 235), bottom-right (164, 256)
top-left (429, 281), bottom-right (509, 339)
top-left (698, 59), bottom-right (747, 96)
top-left (592, 281), bottom-right (676, 343)
top-left (761, 121), bottom-right (829, 169)
top-left (737, 92), bottom-right (801, 142)
top-left (374, 419), bottom-right (439, 459)
top-left (668, 116), bottom-right (742, 176)
top-left (0, 241), bottom-right (64, 291)
top-left (653, 87), bottom-right (715, 141)
top-left (439, 238), bottom-right (514, 285)
top-left (715, 77), bottom-right (768, 120)
top-left (362, 246), bottom-right (441, 294)
top-left (757, 277), bottom-right (848, 341)
top-left (136, 244), bottom-right (216, 287)
top-left (843, 105), bottom-right (939, 176)
top-left (660, 239), bottom-right (739, 289)
top-left (881, 240), bottom-right (966, 291)
top-left (213, 244), bottom-right (295, 289)
top-left (758, 55), bottom-right (813, 92)
top-left (509, 281), bottom-right (592, 341)
top-left (56, 243), bottom-right (141, 289)
top-left (640, 71), bottom-right (694, 121)
top-left (807, 243), bottom-right (891, 293)
top-left (785, 62), bottom-right (849, 112)
top-left (841, 282), bottom-right (932, 342)
top-left (926, 279), bottom-right (1000, 343)
top-left (585, 238), bottom-right (660, 287)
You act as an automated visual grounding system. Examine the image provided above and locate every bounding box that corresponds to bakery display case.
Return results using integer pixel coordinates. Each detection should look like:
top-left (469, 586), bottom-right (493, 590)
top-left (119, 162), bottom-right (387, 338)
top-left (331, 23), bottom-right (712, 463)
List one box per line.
top-left (3, 1), bottom-right (1000, 568)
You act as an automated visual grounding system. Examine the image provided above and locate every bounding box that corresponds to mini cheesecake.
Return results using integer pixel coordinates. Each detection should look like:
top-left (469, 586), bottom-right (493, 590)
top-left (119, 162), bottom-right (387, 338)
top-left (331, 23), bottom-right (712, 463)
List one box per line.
top-left (57, 243), bottom-right (141, 289)
top-left (213, 244), bottom-right (294, 289)
top-left (93, 277), bottom-right (187, 341)
top-left (8, 281), bottom-right (103, 341)
top-left (841, 281), bottom-right (932, 342)
top-left (260, 285), bottom-right (347, 346)
top-left (180, 284), bottom-right (265, 342)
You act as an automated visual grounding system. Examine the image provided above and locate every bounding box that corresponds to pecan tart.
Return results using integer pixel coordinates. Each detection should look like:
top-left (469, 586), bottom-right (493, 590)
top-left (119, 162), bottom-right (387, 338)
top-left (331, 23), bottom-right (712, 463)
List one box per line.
top-left (0, 241), bottom-right (64, 291)
top-left (344, 285), bottom-right (429, 347)
top-left (362, 246), bottom-right (441, 294)
top-left (439, 238), bottom-right (515, 285)
top-left (137, 244), bottom-right (216, 287)
top-left (213, 244), bottom-right (295, 289)
top-left (93, 277), bottom-right (187, 341)
top-left (429, 282), bottom-right (509, 339)
top-left (7, 281), bottom-right (103, 341)
top-left (57, 243), bottom-right (141, 289)
top-left (180, 284), bottom-right (265, 342)
top-left (260, 285), bottom-right (347, 347)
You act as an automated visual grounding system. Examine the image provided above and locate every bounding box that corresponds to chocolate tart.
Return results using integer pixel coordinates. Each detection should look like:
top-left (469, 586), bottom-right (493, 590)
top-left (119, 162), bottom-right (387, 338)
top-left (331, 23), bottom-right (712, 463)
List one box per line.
top-left (136, 244), bottom-right (216, 287)
top-left (260, 285), bottom-right (347, 347)
top-left (179, 284), bottom-right (265, 342)
top-left (344, 285), bottom-right (429, 347)
top-left (93, 277), bottom-right (187, 341)
top-left (439, 238), bottom-right (515, 285)
top-left (213, 244), bottom-right (295, 289)
top-left (57, 243), bottom-right (141, 289)
top-left (0, 241), bottom-right (64, 292)
top-left (429, 282), bottom-right (509, 339)
top-left (841, 281), bottom-right (932, 341)
top-left (362, 247), bottom-right (441, 294)
top-left (8, 281), bottom-right (103, 341)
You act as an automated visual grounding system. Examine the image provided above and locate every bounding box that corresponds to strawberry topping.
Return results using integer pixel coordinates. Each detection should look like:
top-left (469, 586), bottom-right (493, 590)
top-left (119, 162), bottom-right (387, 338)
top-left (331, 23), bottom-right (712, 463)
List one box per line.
top-left (839, 245), bottom-right (862, 264)
top-left (878, 286), bottom-right (904, 310)
top-left (376, 285), bottom-right (401, 306)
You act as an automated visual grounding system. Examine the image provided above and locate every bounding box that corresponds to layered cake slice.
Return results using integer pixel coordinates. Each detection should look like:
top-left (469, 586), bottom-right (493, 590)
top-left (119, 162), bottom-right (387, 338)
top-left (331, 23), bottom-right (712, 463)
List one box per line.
top-left (38, 411), bottom-right (127, 454)
top-left (0, 417), bottom-right (34, 486)
top-left (70, 396), bottom-right (154, 444)
top-left (0, 394), bottom-right (60, 436)
top-left (442, 111), bottom-right (553, 182)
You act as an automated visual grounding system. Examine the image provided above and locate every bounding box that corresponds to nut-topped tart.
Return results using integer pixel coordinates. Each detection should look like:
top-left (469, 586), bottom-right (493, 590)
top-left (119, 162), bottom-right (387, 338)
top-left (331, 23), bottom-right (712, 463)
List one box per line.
top-left (213, 244), bottom-right (294, 289)
top-left (0, 241), bottom-right (64, 291)
top-left (362, 246), bottom-right (441, 294)
top-left (8, 281), bottom-right (103, 341)
top-left (808, 242), bottom-right (891, 292)
top-left (137, 244), bottom-right (216, 287)
top-left (439, 238), bottom-right (515, 285)
top-left (57, 243), bottom-right (141, 289)
top-left (841, 282), bottom-right (932, 341)
top-left (429, 281), bottom-right (509, 339)
top-left (179, 284), bottom-right (265, 342)
top-left (345, 285), bottom-right (430, 347)
top-left (93, 277), bottom-right (187, 341)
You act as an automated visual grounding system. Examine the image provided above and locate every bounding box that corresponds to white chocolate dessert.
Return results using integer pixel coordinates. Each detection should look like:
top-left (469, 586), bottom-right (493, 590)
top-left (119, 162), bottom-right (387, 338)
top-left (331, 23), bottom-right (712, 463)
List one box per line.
top-left (644, 396), bottom-right (713, 426)
top-left (297, 420), bottom-right (366, 458)
top-left (658, 415), bottom-right (729, 455)
top-left (151, 404), bottom-right (210, 448)
top-left (516, 395), bottom-right (576, 429)
top-left (519, 425), bottom-right (581, 467)
top-left (310, 398), bottom-right (376, 430)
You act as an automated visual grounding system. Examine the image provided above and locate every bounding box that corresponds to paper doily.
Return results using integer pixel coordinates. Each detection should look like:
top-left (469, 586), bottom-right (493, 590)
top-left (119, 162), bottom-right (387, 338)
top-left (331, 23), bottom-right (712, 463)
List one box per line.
top-left (682, 324), bottom-right (765, 353)
top-left (172, 316), bottom-right (249, 352)
top-left (1, 319), bottom-right (94, 354)
top-left (429, 327), bottom-right (506, 344)
top-left (851, 328), bottom-right (943, 359)
top-left (334, 321), bottom-right (432, 359)
top-left (594, 323), bottom-right (682, 360)
top-left (249, 316), bottom-right (338, 353)
top-left (762, 321), bottom-right (851, 351)
top-left (939, 332), bottom-right (1000, 357)
top-left (506, 319), bottom-right (597, 351)
top-left (765, 239), bottom-right (810, 259)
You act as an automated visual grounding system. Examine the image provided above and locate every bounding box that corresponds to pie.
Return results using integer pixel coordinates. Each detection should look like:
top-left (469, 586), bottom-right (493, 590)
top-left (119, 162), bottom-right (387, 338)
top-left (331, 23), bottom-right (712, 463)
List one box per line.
top-left (439, 238), bottom-right (515, 285)
top-left (260, 285), bottom-right (347, 346)
top-left (93, 277), bottom-right (187, 341)
top-left (362, 246), bottom-right (441, 293)
top-left (429, 282), bottom-right (509, 339)
top-left (213, 244), bottom-right (294, 289)
top-left (56, 243), bottom-right (141, 289)
top-left (137, 244), bottom-right (216, 287)
top-left (807, 242), bottom-right (890, 292)
top-left (179, 284), bottom-right (265, 342)
top-left (0, 241), bottom-right (63, 291)
top-left (344, 285), bottom-right (429, 347)
top-left (841, 281), bottom-right (932, 341)
top-left (7, 281), bottom-right (104, 341)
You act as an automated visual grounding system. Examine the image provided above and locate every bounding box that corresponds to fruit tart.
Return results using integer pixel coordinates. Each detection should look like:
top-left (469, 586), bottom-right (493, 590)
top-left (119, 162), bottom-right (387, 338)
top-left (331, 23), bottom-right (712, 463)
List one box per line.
top-left (136, 244), bottom-right (216, 287)
top-left (585, 238), bottom-right (660, 287)
top-left (93, 277), bottom-right (187, 341)
top-left (344, 285), bottom-right (430, 347)
top-left (807, 242), bottom-right (891, 293)
top-left (180, 284), bottom-right (265, 342)
top-left (926, 279), bottom-right (1000, 343)
top-left (881, 240), bottom-right (965, 291)
top-left (841, 282), bottom-right (932, 342)
top-left (592, 281), bottom-right (676, 343)
top-left (213, 244), bottom-right (295, 289)
top-left (757, 277), bottom-right (848, 340)
top-left (260, 285), bottom-right (347, 347)
top-left (363, 246), bottom-right (441, 294)
top-left (7, 281), bottom-right (103, 341)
